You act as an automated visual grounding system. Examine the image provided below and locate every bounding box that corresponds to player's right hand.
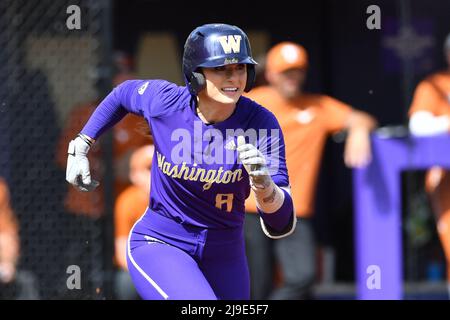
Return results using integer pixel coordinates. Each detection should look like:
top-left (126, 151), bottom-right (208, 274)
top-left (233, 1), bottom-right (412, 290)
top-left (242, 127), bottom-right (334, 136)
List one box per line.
top-left (66, 136), bottom-right (100, 192)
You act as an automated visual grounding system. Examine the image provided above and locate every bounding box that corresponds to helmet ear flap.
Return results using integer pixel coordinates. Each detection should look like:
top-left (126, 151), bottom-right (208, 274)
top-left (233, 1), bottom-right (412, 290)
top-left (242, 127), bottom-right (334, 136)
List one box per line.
top-left (244, 64), bottom-right (256, 92)
top-left (189, 71), bottom-right (206, 95)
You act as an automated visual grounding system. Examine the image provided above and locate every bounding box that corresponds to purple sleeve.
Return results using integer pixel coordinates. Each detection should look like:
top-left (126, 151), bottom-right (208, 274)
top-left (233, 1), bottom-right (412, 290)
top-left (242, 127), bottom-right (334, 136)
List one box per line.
top-left (80, 80), bottom-right (150, 139)
top-left (246, 100), bottom-right (293, 233)
top-left (258, 188), bottom-right (294, 233)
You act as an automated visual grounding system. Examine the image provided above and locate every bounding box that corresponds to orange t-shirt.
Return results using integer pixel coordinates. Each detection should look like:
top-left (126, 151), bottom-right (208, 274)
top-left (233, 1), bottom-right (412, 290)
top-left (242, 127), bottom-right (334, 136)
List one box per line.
top-left (114, 184), bottom-right (149, 267)
top-left (408, 71), bottom-right (450, 196)
top-left (114, 185), bottom-right (148, 239)
top-left (56, 101), bottom-right (151, 218)
top-left (0, 178), bottom-right (17, 235)
top-left (244, 86), bottom-right (352, 218)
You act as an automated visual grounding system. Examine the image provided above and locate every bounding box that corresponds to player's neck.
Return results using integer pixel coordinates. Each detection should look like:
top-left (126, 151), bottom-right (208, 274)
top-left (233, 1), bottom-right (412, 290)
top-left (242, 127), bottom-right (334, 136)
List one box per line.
top-left (196, 100), bottom-right (236, 124)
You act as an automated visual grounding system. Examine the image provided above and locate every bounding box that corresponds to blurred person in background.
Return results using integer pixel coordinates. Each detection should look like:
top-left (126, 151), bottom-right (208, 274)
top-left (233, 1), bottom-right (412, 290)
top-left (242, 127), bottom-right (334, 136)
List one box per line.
top-left (408, 32), bottom-right (450, 298)
top-left (0, 177), bottom-right (39, 299)
top-left (55, 51), bottom-right (151, 298)
top-left (245, 41), bottom-right (377, 299)
top-left (114, 144), bottom-right (154, 300)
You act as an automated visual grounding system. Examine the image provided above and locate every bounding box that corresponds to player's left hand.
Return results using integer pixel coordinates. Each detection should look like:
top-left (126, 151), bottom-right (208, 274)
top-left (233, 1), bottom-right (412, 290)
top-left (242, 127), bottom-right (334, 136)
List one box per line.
top-left (237, 136), bottom-right (271, 190)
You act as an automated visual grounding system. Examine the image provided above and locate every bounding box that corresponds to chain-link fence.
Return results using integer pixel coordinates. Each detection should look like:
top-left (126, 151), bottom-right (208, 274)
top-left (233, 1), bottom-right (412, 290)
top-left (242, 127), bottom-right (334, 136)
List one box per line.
top-left (0, 0), bottom-right (114, 299)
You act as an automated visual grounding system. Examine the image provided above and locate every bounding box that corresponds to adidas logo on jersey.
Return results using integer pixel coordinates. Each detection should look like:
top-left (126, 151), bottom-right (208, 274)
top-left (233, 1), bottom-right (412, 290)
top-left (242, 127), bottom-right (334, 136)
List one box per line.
top-left (138, 81), bottom-right (149, 95)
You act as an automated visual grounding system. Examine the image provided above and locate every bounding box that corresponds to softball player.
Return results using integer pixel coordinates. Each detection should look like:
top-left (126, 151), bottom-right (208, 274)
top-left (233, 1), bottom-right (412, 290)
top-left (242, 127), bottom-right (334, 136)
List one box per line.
top-left (66, 23), bottom-right (296, 300)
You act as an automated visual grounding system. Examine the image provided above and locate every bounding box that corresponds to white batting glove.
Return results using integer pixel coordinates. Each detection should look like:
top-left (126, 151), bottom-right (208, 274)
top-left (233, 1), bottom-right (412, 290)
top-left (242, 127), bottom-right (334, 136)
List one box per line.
top-left (237, 136), bottom-right (272, 190)
top-left (66, 136), bottom-right (100, 192)
top-left (237, 135), bottom-right (287, 215)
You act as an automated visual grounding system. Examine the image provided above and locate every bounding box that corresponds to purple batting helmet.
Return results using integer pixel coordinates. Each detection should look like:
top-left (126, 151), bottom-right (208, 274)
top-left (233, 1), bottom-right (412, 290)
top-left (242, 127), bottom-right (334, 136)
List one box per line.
top-left (182, 23), bottom-right (257, 96)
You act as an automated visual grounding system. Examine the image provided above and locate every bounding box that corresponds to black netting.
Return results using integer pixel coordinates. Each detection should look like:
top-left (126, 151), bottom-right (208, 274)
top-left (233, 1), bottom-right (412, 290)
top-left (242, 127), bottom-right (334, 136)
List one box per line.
top-left (0, 0), bottom-right (114, 299)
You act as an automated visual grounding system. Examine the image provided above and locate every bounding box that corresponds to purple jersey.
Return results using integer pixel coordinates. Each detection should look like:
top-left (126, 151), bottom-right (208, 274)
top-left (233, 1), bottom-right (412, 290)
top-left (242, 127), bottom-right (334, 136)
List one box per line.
top-left (82, 80), bottom-right (289, 229)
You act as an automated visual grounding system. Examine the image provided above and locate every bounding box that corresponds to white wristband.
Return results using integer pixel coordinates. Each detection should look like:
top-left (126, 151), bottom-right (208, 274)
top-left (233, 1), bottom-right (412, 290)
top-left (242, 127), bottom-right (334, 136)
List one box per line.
top-left (254, 180), bottom-right (285, 214)
top-left (258, 185), bottom-right (297, 239)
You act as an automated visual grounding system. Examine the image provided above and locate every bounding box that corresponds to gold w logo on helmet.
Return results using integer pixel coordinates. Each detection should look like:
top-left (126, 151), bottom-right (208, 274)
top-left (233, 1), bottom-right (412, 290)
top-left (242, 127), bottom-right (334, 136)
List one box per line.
top-left (218, 35), bottom-right (242, 54)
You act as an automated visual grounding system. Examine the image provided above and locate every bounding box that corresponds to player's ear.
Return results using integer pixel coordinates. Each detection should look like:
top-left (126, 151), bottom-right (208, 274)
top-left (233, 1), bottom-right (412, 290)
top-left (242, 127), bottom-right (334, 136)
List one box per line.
top-left (190, 71), bottom-right (206, 94)
top-left (244, 64), bottom-right (255, 92)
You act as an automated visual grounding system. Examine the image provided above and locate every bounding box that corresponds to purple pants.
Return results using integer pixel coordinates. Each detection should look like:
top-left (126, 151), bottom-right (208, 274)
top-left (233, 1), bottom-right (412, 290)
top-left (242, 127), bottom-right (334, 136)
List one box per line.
top-left (126, 210), bottom-right (250, 300)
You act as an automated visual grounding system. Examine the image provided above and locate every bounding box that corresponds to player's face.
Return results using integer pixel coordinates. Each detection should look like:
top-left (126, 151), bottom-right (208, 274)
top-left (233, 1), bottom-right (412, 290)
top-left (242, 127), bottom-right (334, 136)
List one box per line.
top-left (201, 64), bottom-right (247, 105)
top-left (268, 68), bottom-right (306, 99)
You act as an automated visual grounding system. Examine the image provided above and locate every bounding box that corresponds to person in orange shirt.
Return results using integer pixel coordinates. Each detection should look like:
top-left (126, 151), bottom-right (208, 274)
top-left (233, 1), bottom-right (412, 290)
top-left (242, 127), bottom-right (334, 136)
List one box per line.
top-left (408, 33), bottom-right (450, 297)
top-left (244, 42), bottom-right (377, 300)
top-left (113, 144), bottom-right (154, 300)
top-left (0, 177), bottom-right (39, 299)
top-left (0, 178), bottom-right (19, 287)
